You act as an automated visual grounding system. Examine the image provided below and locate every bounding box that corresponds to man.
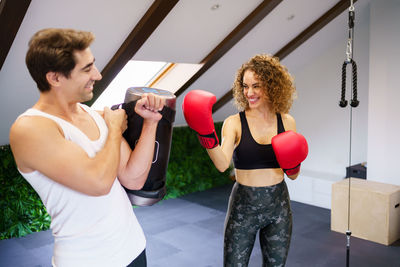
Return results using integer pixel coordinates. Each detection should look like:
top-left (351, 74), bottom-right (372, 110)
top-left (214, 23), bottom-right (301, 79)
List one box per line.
top-left (9, 28), bottom-right (164, 266)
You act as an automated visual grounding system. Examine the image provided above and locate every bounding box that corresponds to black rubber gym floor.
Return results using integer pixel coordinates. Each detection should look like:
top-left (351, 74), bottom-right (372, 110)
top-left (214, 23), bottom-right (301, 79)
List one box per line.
top-left (1, 183), bottom-right (399, 267)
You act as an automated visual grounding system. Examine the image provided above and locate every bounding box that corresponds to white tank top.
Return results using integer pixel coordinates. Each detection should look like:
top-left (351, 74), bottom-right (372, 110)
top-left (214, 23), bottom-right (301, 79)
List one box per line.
top-left (18, 104), bottom-right (146, 267)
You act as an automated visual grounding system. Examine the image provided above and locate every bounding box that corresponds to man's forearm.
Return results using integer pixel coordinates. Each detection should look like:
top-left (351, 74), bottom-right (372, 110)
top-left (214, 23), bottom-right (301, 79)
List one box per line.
top-left (86, 127), bottom-right (123, 195)
top-left (120, 120), bottom-right (158, 189)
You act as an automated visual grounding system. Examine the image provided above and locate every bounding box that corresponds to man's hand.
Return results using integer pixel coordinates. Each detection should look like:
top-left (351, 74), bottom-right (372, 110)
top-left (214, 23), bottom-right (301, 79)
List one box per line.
top-left (103, 107), bottom-right (127, 134)
top-left (134, 93), bottom-right (165, 122)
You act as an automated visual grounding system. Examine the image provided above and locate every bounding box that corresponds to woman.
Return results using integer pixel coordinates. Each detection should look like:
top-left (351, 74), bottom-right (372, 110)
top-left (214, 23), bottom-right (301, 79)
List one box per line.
top-left (183, 54), bottom-right (305, 266)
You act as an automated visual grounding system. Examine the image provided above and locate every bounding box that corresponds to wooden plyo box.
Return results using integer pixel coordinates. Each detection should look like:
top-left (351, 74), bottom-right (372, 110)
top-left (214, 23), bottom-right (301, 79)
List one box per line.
top-left (331, 178), bottom-right (400, 245)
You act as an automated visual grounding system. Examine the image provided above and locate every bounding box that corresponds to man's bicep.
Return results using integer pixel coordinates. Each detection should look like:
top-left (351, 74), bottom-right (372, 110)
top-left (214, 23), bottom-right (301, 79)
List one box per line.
top-left (11, 118), bottom-right (96, 191)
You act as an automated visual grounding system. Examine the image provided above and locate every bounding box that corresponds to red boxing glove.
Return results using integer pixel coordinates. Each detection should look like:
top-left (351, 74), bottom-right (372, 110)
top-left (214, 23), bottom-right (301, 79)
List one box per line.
top-left (272, 130), bottom-right (308, 176)
top-left (182, 90), bottom-right (219, 149)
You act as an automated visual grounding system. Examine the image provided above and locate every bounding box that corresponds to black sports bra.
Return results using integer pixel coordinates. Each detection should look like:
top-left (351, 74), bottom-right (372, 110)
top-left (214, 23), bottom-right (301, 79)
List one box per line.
top-left (232, 112), bottom-right (285, 170)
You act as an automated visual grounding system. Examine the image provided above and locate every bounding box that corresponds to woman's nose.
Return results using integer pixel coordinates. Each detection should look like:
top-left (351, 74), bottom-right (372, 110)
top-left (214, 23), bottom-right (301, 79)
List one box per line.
top-left (247, 87), bottom-right (254, 95)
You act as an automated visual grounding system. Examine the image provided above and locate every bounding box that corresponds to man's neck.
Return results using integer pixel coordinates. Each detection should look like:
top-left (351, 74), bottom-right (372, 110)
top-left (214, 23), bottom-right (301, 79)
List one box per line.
top-left (34, 92), bottom-right (82, 121)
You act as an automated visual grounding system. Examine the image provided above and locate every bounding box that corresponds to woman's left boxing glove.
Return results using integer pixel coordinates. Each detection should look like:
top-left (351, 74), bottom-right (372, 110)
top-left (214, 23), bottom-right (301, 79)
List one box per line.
top-left (272, 130), bottom-right (308, 175)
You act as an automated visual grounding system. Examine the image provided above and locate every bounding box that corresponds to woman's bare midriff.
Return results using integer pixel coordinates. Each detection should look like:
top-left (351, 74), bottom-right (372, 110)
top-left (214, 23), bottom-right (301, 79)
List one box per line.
top-left (234, 168), bottom-right (284, 187)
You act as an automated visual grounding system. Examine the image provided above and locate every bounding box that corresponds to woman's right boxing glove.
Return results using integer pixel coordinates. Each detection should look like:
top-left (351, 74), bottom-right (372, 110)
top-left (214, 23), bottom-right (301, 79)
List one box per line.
top-left (182, 90), bottom-right (219, 149)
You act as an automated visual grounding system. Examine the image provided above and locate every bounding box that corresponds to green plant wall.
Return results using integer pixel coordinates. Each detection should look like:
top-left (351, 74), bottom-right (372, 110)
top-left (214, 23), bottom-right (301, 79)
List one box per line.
top-left (0, 146), bottom-right (51, 240)
top-left (0, 123), bottom-right (232, 239)
top-left (165, 122), bottom-right (233, 199)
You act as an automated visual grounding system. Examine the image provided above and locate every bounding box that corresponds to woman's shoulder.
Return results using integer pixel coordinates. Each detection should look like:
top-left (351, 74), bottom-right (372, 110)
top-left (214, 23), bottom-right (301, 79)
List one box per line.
top-left (280, 113), bottom-right (295, 121)
top-left (222, 113), bottom-right (241, 132)
top-left (280, 113), bottom-right (296, 131)
top-left (224, 113), bottom-right (241, 125)
top-left (222, 113), bottom-right (241, 143)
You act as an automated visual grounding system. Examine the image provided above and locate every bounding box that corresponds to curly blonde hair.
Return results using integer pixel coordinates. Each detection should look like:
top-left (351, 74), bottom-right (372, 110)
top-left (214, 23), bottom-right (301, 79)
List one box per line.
top-left (232, 54), bottom-right (296, 113)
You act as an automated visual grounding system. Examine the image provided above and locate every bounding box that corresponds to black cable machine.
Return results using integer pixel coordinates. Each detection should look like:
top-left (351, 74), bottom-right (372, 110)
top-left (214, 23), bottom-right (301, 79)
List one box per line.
top-left (339, 1), bottom-right (359, 266)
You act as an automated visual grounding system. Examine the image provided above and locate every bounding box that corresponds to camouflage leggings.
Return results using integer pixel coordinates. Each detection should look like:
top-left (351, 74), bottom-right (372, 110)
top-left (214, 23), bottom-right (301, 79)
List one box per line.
top-left (223, 181), bottom-right (292, 267)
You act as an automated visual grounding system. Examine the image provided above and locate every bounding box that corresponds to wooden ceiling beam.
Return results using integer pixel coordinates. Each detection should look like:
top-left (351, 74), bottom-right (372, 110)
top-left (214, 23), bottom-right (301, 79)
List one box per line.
top-left (213, 0), bottom-right (357, 113)
top-left (87, 0), bottom-right (179, 106)
top-left (174, 0), bottom-right (283, 98)
top-left (0, 0), bottom-right (31, 71)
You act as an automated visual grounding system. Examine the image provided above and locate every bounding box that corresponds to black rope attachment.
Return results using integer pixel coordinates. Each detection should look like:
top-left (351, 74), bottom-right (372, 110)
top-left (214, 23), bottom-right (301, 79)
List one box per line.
top-left (340, 59), bottom-right (358, 108)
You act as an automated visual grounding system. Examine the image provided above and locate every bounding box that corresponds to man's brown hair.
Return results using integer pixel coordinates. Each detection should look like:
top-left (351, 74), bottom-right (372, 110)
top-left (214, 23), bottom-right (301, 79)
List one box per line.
top-left (26, 28), bottom-right (95, 92)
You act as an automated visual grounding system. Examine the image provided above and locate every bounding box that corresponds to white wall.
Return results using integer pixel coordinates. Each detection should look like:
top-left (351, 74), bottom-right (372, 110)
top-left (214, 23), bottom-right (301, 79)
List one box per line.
top-left (283, 1), bottom-right (371, 208)
top-left (284, 0), bottom-right (400, 208)
top-left (288, 4), bottom-right (370, 179)
top-left (367, 0), bottom-right (400, 185)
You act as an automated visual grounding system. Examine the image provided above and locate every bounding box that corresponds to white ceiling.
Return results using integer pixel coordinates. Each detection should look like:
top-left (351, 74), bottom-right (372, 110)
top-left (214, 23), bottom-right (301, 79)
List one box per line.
top-left (0, 0), bottom-right (368, 145)
top-left (133, 0), bottom-right (264, 63)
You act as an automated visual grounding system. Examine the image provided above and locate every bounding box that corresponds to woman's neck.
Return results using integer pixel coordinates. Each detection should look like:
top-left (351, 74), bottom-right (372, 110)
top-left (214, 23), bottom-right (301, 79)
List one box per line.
top-left (246, 103), bottom-right (275, 121)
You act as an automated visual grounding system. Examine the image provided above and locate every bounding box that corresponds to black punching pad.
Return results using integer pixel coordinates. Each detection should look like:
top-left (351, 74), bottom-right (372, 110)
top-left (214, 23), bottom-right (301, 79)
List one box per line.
top-left (113, 87), bottom-right (176, 206)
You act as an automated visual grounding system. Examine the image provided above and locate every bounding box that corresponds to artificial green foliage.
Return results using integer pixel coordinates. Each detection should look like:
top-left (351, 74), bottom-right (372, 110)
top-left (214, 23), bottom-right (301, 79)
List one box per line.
top-left (165, 122), bottom-right (233, 199)
top-left (0, 145), bottom-right (51, 240)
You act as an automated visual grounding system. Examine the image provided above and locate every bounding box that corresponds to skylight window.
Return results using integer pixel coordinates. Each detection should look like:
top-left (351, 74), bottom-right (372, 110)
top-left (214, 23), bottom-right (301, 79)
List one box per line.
top-left (91, 60), bottom-right (203, 110)
top-left (91, 60), bottom-right (167, 110)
